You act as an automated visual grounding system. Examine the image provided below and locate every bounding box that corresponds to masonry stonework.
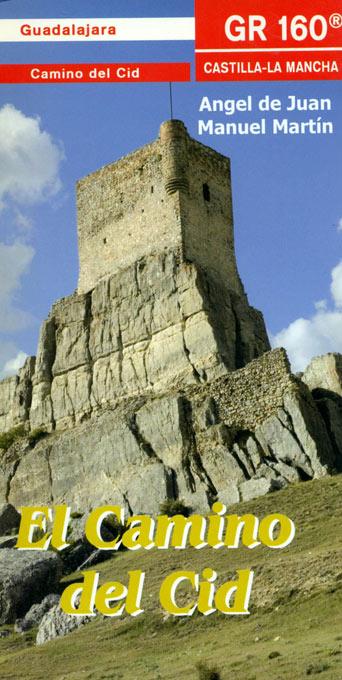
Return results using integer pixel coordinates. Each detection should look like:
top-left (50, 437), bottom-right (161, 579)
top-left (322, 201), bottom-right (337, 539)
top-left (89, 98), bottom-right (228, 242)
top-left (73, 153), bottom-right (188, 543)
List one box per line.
top-left (77, 120), bottom-right (244, 297)
top-left (0, 120), bottom-right (341, 514)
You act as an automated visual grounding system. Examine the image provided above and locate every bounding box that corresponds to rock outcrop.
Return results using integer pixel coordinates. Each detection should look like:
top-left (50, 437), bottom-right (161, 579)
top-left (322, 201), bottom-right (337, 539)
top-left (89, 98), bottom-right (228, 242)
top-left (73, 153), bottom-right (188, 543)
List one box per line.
top-left (0, 252), bottom-right (269, 435)
top-left (14, 593), bottom-right (60, 633)
top-left (302, 354), bottom-right (342, 471)
top-left (0, 348), bottom-right (339, 515)
top-left (0, 503), bottom-right (20, 535)
top-left (36, 601), bottom-right (95, 645)
top-left (0, 357), bottom-right (35, 433)
top-left (0, 550), bottom-right (62, 624)
top-left (0, 121), bottom-right (341, 517)
top-left (302, 353), bottom-right (342, 396)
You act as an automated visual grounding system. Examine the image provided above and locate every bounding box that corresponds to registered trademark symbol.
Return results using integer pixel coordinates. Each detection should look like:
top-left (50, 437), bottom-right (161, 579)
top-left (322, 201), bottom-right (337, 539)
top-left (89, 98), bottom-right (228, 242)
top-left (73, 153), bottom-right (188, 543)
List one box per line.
top-left (329, 12), bottom-right (342, 28)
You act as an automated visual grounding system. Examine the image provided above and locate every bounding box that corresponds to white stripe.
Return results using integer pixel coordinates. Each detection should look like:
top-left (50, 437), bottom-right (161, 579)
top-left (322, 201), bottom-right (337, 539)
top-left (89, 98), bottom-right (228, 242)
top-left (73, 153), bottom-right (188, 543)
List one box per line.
top-left (0, 18), bottom-right (195, 42)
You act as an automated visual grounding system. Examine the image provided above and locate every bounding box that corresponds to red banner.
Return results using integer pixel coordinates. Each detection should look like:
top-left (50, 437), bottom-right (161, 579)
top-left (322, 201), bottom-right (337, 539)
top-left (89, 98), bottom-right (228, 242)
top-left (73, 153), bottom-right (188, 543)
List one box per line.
top-left (195, 0), bottom-right (342, 80)
top-left (0, 62), bottom-right (191, 83)
top-left (196, 52), bottom-right (341, 81)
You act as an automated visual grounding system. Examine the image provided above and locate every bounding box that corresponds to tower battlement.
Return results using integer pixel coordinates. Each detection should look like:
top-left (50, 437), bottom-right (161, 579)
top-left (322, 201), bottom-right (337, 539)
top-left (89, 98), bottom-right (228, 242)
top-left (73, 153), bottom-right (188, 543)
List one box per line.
top-left (77, 120), bottom-right (244, 296)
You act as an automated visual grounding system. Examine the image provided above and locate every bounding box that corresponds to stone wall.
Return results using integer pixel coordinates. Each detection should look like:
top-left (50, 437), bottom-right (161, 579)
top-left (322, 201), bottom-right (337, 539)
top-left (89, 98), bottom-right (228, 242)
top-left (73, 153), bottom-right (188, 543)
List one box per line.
top-left (77, 120), bottom-right (244, 296)
top-left (77, 138), bottom-right (183, 295)
top-left (181, 137), bottom-right (244, 295)
top-left (208, 347), bottom-right (297, 429)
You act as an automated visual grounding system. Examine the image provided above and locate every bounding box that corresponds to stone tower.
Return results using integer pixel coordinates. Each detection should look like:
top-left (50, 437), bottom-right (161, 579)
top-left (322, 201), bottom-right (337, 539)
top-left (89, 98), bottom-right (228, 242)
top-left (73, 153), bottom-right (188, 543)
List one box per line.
top-left (0, 119), bottom-right (271, 436)
top-left (77, 120), bottom-right (244, 297)
top-left (2, 120), bottom-right (338, 516)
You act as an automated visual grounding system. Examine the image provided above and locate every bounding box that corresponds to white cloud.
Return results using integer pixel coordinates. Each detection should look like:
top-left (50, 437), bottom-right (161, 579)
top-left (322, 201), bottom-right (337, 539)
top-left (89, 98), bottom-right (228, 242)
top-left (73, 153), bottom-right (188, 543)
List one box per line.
top-left (0, 241), bottom-right (35, 332)
top-left (271, 259), bottom-right (342, 372)
top-left (0, 105), bottom-right (64, 380)
top-left (0, 341), bottom-right (26, 378)
top-left (331, 261), bottom-right (342, 308)
top-left (314, 299), bottom-right (327, 312)
top-left (14, 208), bottom-right (33, 231)
top-left (0, 103), bottom-right (64, 209)
top-left (2, 350), bottom-right (27, 377)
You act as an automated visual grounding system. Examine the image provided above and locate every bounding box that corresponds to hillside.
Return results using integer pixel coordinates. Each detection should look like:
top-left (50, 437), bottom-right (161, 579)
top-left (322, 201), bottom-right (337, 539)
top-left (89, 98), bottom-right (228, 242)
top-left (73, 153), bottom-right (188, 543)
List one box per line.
top-left (0, 474), bottom-right (341, 679)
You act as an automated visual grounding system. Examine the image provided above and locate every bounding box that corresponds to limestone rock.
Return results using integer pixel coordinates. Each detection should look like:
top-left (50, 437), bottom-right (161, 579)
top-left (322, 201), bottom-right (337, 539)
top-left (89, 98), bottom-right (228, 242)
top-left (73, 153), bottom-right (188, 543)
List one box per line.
top-left (0, 536), bottom-right (17, 549)
top-left (15, 593), bottom-right (60, 632)
top-left (0, 549), bottom-right (62, 624)
top-left (255, 386), bottom-right (335, 481)
top-left (0, 348), bottom-right (337, 516)
top-left (311, 391), bottom-right (342, 471)
top-left (282, 389), bottom-right (334, 476)
top-left (0, 251), bottom-right (270, 434)
top-left (1, 120), bottom-right (341, 518)
top-left (0, 267), bottom-right (340, 516)
top-left (240, 477), bottom-right (278, 502)
top-left (302, 353), bottom-right (342, 396)
top-left (0, 377), bottom-right (17, 433)
top-left (217, 486), bottom-right (240, 507)
top-left (36, 603), bottom-right (94, 645)
top-left (0, 504), bottom-right (20, 535)
top-left (0, 357), bottom-right (35, 433)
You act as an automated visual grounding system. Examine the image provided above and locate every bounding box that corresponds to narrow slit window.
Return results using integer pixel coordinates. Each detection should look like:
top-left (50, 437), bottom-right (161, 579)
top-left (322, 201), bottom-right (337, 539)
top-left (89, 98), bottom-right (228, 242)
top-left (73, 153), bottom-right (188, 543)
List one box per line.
top-left (203, 183), bottom-right (210, 202)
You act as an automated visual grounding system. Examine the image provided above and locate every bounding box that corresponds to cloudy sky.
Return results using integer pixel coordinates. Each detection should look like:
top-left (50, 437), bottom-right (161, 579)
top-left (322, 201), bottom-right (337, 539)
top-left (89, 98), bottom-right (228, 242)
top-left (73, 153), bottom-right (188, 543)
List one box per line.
top-left (0, 0), bottom-right (341, 377)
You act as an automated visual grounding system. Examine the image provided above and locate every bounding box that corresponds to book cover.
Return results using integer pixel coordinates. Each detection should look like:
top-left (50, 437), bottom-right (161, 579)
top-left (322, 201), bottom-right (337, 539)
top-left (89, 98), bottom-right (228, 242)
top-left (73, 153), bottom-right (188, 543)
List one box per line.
top-left (0, 2), bottom-right (341, 678)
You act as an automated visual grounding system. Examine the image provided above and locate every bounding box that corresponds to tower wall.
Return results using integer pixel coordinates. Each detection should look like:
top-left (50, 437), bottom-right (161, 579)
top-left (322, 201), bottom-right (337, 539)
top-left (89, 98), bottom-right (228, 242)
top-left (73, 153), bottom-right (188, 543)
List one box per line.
top-left (180, 138), bottom-right (244, 296)
top-left (77, 139), bottom-right (183, 295)
top-left (77, 120), bottom-right (244, 296)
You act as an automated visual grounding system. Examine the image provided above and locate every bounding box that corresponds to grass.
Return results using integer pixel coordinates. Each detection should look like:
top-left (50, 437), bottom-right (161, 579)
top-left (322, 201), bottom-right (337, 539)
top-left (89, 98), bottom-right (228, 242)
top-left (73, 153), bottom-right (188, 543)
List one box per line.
top-left (0, 425), bottom-right (27, 452)
top-left (27, 429), bottom-right (49, 447)
top-left (159, 498), bottom-right (192, 517)
top-left (0, 474), bottom-right (341, 679)
top-left (0, 426), bottom-right (48, 453)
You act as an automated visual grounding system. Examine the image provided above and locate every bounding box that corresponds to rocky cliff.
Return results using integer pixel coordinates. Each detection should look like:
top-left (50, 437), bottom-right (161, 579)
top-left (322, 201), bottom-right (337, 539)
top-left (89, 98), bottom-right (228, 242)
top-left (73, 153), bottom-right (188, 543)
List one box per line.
top-left (0, 319), bottom-right (341, 514)
top-left (0, 121), bottom-right (341, 515)
top-left (0, 251), bottom-right (269, 435)
top-left (0, 246), bottom-right (341, 515)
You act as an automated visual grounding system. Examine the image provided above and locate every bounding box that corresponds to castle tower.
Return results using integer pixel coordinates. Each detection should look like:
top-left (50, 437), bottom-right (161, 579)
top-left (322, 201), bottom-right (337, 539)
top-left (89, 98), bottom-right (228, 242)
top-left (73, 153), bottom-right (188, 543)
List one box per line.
top-left (0, 119), bottom-right (337, 520)
top-left (0, 119), bottom-right (271, 437)
top-left (77, 120), bottom-right (244, 297)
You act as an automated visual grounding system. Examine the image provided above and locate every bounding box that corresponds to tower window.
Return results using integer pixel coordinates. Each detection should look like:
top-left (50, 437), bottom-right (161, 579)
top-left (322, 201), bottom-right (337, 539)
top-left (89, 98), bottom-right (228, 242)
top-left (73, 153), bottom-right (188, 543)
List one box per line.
top-left (151, 186), bottom-right (154, 193)
top-left (203, 183), bottom-right (210, 202)
top-left (103, 238), bottom-right (107, 244)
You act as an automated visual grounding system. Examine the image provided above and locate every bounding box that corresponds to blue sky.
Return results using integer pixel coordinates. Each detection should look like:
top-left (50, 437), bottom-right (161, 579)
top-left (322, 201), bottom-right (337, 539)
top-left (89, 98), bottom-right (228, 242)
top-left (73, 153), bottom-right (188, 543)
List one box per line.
top-left (0, 0), bottom-right (341, 375)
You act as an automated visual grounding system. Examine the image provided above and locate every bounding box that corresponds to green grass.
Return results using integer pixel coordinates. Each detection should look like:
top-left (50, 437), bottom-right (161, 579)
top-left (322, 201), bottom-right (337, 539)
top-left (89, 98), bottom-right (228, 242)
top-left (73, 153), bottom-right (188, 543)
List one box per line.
top-left (159, 498), bottom-right (192, 517)
top-left (0, 425), bottom-right (26, 452)
top-left (0, 474), bottom-right (341, 679)
top-left (0, 426), bottom-right (48, 453)
top-left (27, 428), bottom-right (49, 447)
